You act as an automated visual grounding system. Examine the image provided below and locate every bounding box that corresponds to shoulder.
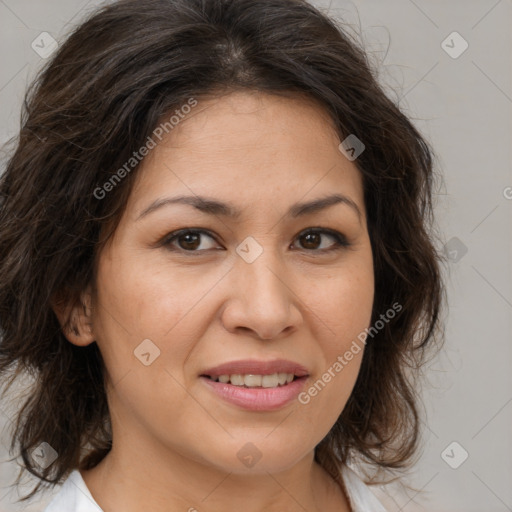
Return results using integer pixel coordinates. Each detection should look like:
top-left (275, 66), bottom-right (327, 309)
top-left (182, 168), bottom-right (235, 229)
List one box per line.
top-left (340, 464), bottom-right (390, 512)
top-left (43, 469), bottom-right (103, 512)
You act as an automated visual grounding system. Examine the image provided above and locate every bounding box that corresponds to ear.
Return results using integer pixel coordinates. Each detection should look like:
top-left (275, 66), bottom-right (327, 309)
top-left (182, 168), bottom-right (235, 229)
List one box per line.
top-left (51, 285), bottom-right (95, 347)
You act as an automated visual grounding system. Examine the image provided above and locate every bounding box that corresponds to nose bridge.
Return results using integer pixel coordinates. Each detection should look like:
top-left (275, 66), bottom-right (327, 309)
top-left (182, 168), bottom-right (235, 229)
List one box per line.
top-left (224, 239), bottom-right (300, 338)
top-left (237, 241), bottom-right (289, 305)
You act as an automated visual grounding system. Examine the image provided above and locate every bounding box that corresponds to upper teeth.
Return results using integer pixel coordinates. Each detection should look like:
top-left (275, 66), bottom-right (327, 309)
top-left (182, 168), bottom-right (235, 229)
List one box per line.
top-left (212, 373), bottom-right (295, 388)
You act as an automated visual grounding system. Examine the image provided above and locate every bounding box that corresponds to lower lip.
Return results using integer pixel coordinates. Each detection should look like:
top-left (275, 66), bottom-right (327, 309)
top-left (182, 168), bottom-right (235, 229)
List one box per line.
top-left (200, 376), bottom-right (308, 411)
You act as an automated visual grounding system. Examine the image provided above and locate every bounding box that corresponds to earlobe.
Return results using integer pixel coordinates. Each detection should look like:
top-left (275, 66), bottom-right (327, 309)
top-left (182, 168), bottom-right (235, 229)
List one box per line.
top-left (51, 286), bottom-right (96, 347)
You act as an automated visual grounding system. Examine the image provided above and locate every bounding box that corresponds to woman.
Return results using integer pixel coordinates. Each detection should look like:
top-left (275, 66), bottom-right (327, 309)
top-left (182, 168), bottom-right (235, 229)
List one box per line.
top-left (0, 0), bottom-right (443, 511)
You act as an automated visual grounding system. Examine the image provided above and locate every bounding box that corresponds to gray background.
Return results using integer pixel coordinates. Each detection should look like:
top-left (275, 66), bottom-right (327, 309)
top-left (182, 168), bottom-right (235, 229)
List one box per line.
top-left (0, 1), bottom-right (511, 511)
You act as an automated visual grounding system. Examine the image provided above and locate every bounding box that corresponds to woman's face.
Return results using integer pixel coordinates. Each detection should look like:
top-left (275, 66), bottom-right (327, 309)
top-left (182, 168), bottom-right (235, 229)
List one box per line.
top-left (89, 90), bottom-right (374, 475)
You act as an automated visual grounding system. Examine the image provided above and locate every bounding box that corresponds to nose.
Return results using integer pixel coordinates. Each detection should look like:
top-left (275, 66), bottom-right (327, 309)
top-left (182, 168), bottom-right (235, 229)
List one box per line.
top-left (220, 250), bottom-right (304, 340)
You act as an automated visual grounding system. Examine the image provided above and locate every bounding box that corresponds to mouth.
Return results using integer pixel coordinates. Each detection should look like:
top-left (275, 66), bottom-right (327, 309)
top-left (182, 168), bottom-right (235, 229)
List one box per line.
top-left (199, 359), bottom-right (310, 411)
top-left (201, 373), bottom-right (302, 388)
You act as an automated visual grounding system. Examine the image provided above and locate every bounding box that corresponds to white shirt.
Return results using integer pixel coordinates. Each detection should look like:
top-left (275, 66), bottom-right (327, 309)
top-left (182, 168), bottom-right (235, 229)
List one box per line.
top-left (43, 464), bottom-right (388, 512)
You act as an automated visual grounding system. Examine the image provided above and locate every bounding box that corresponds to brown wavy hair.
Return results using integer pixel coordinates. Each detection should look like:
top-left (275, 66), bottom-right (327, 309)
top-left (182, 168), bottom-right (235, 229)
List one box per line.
top-left (0, 0), bottom-right (444, 501)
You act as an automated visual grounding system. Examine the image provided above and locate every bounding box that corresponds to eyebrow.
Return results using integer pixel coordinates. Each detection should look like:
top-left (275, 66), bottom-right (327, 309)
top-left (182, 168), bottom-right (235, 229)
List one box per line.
top-left (136, 193), bottom-right (362, 222)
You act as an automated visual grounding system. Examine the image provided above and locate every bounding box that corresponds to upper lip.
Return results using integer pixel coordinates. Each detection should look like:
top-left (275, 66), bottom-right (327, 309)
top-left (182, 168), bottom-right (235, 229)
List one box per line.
top-left (201, 359), bottom-right (310, 379)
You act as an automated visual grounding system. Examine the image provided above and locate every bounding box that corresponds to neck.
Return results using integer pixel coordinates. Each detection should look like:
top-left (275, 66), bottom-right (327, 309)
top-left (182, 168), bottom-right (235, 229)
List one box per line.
top-left (80, 442), bottom-right (351, 512)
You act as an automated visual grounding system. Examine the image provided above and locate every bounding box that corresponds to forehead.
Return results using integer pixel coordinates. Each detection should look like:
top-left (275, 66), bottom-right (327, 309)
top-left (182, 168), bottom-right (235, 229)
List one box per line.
top-left (127, 90), bottom-right (364, 218)
top-left (159, 90), bottom-right (340, 155)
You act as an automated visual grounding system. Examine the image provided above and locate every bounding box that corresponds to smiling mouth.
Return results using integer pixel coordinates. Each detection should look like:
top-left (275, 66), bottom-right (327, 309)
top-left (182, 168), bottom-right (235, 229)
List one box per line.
top-left (201, 373), bottom-right (302, 388)
top-left (200, 363), bottom-right (310, 411)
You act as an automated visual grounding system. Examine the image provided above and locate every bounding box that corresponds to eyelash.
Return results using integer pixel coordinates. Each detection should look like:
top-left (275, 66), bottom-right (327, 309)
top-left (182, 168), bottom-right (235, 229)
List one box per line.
top-left (161, 227), bottom-right (351, 255)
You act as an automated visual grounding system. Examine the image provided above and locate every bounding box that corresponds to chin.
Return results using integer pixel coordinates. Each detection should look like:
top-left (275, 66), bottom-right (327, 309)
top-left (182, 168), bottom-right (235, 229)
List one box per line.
top-left (200, 433), bottom-right (316, 475)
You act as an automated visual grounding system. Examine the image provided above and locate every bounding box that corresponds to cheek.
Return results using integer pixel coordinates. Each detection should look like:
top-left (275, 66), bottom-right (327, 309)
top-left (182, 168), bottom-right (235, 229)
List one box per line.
top-left (95, 248), bottom-right (195, 334)
top-left (308, 257), bottom-right (374, 351)
top-left (297, 293), bottom-right (370, 442)
top-left (299, 257), bottom-right (373, 417)
top-left (328, 276), bottom-right (374, 345)
top-left (92, 249), bottom-right (227, 380)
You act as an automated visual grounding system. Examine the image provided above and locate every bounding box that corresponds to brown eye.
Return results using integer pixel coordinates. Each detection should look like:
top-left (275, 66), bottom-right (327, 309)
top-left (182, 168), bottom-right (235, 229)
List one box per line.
top-left (293, 228), bottom-right (350, 252)
top-left (177, 232), bottom-right (202, 250)
top-left (164, 229), bottom-right (220, 252)
top-left (299, 232), bottom-right (322, 250)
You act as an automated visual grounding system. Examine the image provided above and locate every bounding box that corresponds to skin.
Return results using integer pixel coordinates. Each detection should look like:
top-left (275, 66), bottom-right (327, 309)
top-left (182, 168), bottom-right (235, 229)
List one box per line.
top-left (55, 90), bottom-right (375, 512)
